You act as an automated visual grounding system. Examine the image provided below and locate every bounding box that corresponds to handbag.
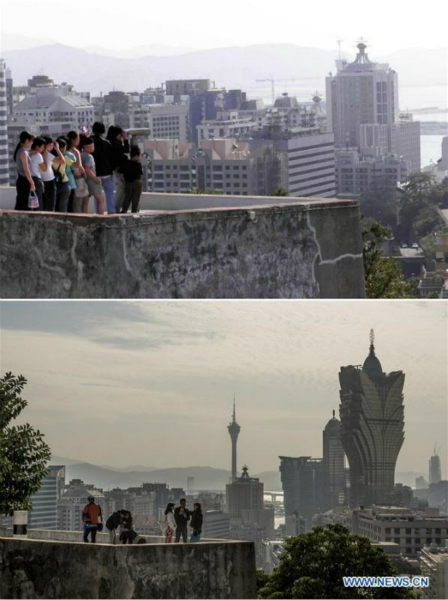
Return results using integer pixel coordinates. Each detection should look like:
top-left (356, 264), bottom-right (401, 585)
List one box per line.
top-left (54, 164), bottom-right (65, 189)
top-left (28, 191), bottom-right (39, 209)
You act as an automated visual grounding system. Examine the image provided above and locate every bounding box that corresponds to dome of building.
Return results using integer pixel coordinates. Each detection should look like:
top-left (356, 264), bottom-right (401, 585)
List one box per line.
top-left (324, 410), bottom-right (341, 431)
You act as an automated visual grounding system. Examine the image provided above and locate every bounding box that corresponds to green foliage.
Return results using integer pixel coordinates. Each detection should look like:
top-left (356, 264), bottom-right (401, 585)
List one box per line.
top-left (272, 187), bottom-right (288, 197)
top-left (189, 186), bottom-right (220, 195)
top-left (398, 172), bottom-right (447, 243)
top-left (258, 525), bottom-right (413, 599)
top-left (0, 372), bottom-right (51, 515)
top-left (360, 187), bottom-right (397, 229)
top-left (362, 221), bottom-right (416, 299)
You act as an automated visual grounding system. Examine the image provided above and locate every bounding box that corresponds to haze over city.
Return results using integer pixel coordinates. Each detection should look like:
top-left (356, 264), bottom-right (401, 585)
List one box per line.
top-left (1, 0), bottom-right (447, 55)
top-left (1, 301), bottom-right (446, 476)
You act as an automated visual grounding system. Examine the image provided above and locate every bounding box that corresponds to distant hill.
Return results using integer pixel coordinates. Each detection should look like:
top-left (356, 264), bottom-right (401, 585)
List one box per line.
top-left (50, 458), bottom-right (231, 490)
top-left (3, 43), bottom-right (445, 97)
top-left (254, 470), bottom-right (282, 490)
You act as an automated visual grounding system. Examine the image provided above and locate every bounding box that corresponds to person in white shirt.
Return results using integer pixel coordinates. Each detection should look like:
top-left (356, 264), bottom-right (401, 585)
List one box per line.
top-left (41, 136), bottom-right (63, 211)
top-left (164, 503), bottom-right (177, 543)
top-left (29, 137), bottom-right (47, 210)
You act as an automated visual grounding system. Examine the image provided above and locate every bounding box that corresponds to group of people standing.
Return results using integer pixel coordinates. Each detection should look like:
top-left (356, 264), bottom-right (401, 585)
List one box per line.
top-left (13, 122), bottom-right (144, 215)
top-left (164, 499), bottom-right (203, 544)
top-left (81, 495), bottom-right (203, 546)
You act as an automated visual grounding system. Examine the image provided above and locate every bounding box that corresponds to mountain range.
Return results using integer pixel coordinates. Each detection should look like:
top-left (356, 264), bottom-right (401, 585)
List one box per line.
top-left (2, 43), bottom-right (446, 98)
top-left (50, 456), bottom-right (424, 491)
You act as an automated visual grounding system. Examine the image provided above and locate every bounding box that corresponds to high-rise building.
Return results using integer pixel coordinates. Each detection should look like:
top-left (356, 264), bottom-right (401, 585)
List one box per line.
top-left (28, 465), bottom-right (66, 530)
top-left (429, 452), bottom-right (442, 485)
top-left (339, 330), bottom-right (405, 507)
top-left (279, 456), bottom-right (324, 530)
top-left (227, 398), bottom-right (241, 482)
top-left (0, 59), bottom-right (10, 185)
top-left (226, 465), bottom-right (263, 517)
top-left (326, 41), bottom-right (420, 189)
top-left (326, 41), bottom-right (399, 148)
top-left (323, 410), bottom-right (346, 509)
top-left (226, 465), bottom-right (275, 567)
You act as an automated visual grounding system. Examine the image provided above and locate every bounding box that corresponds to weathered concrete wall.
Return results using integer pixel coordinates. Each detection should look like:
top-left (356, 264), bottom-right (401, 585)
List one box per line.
top-left (0, 199), bottom-right (365, 299)
top-left (0, 536), bottom-right (257, 599)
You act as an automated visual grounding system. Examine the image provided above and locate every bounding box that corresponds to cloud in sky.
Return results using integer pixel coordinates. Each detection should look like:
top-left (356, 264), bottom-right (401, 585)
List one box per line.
top-left (0, 301), bottom-right (446, 476)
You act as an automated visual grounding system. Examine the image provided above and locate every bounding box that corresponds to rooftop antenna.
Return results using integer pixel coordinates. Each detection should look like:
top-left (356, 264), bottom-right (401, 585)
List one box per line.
top-left (369, 329), bottom-right (375, 353)
top-left (337, 39), bottom-right (343, 60)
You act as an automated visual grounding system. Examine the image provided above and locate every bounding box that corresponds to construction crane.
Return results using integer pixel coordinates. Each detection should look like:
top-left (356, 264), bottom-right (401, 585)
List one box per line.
top-left (255, 78), bottom-right (299, 105)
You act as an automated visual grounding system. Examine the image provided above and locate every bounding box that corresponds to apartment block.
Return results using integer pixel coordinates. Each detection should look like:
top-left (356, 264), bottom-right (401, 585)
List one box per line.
top-left (129, 103), bottom-right (189, 142)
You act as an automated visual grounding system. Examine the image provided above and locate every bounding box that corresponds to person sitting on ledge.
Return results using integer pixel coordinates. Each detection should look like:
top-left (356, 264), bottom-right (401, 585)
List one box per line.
top-left (105, 509), bottom-right (125, 545)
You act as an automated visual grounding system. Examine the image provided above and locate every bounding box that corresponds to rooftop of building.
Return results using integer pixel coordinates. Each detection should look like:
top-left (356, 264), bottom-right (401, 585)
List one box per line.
top-left (340, 41), bottom-right (392, 74)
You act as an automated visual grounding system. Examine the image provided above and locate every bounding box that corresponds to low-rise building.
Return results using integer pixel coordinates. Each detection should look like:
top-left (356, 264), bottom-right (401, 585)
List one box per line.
top-left (353, 507), bottom-right (448, 556)
top-left (420, 546), bottom-right (448, 599)
top-left (335, 148), bottom-right (408, 195)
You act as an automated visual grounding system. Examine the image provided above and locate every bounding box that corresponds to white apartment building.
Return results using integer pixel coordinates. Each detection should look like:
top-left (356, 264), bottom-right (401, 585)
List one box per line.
top-left (7, 82), bottom-right (94, 185)
top-left (277, 130), bottom-right (336, 197)
top-left (129, 104), bottom-right (189, 142)
top-left (197, 111), bottom-right (258, 143)
top-left (420, 547), bottom-right (448, 599)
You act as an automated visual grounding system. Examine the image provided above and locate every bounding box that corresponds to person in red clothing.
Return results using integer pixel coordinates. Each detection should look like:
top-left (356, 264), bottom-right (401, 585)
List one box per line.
top-left (82, 495), bottom-right (103, 543)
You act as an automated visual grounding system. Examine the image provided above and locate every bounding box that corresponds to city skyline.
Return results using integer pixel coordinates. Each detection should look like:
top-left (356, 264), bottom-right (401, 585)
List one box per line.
top-left (0, 301), bottom-right (446, 476)
top-left (1, 0), bottom-right (447, 55)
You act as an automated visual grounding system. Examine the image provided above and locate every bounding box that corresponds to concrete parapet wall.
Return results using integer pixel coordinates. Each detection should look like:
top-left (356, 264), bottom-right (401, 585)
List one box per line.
top-left (0, 536), bottom-right (257, 599)
top-left (0, 198), bottom-right (365, 299)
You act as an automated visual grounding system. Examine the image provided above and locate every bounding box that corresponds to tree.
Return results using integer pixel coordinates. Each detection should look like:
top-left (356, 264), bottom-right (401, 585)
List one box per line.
top-left (258, 525), bottom-right (413, 599)
top-left (272, 187), bottom-right (288, 197)
top-left (0, 372), bottom-right (51, 515)
top-left (362, 221), bottom-right (416, 299)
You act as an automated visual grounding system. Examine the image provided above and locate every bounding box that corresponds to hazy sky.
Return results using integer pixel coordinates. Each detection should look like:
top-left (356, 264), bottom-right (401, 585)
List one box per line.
top-left (0, 301), bottom-right (446, 477)
top-left (1, 0), bottom-right (448, 54)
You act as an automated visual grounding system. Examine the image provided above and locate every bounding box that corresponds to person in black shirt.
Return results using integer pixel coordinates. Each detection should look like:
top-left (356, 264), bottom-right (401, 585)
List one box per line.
top-left (119, 145), bottom-right (143, 214)
top-left (107, 126), bottom-right (130, 213)
top-left (189, 503), bottom-right (203, 543)
top-left (174, 498), bottom-right (191, 543)
top-left (92, 121), bottom-right (115, 214)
